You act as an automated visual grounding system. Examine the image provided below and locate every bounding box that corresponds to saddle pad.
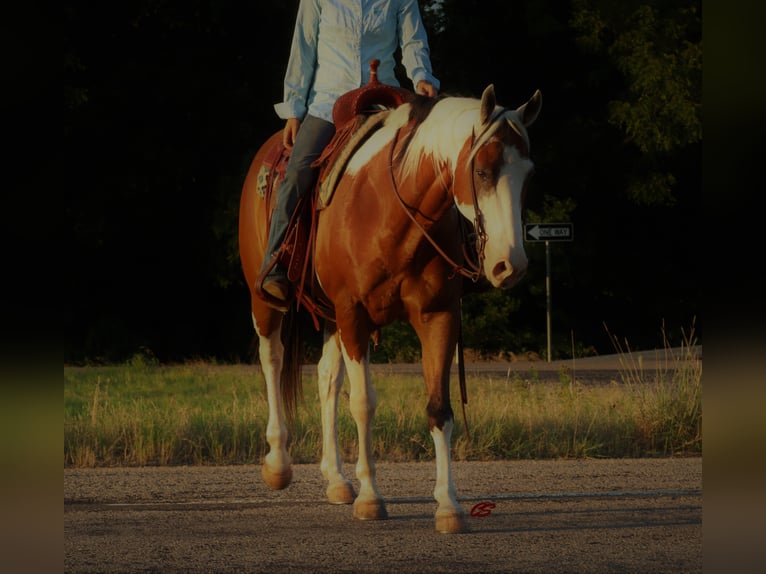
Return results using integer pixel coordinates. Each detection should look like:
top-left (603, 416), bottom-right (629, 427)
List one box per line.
top-left (316, 110), bottom-right (390, 210)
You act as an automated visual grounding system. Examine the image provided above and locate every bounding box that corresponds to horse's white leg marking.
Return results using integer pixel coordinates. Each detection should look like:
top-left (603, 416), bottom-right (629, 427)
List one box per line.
top-left (317, 329), bottom-right (356, 504)
top-left (342, 346), bottom-right (387, 520)
top-left (431, 419), bottom-right (468, 533)
top-left (254, 315), bottom-right (292, 489)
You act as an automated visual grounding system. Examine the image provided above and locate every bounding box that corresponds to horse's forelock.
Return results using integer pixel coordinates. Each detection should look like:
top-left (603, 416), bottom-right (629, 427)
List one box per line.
top-left (468, 110), bottom-right (531, 163)
top-left (504, 111), bottom-right (531, 152)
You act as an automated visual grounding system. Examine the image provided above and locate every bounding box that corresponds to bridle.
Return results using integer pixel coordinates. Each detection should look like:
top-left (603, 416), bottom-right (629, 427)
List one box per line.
top-left (387, 107), bottom-right (512, 282)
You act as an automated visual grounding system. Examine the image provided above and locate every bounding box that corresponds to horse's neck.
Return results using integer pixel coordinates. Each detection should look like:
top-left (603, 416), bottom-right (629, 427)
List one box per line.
top-left (394, 124), bottom-right (456, 220)
top-left (385, 133), bottom-right (459, 252)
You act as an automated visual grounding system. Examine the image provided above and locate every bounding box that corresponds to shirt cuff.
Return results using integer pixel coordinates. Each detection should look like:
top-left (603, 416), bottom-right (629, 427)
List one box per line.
top-left (274, 101), bottom-right (305, 120)
top-left (411, 70), bottom-right (440, 92)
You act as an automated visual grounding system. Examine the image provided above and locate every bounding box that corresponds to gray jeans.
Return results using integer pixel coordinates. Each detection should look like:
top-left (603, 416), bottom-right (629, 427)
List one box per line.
top-left (261, 115), bottom-right (336, 276)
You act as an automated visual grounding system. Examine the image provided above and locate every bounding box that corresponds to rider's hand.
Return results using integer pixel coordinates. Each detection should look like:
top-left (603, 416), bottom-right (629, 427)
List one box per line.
top-left (416, 81), bottom-right (438, 98)
top-left (283, 118), bottom-right (301, 149)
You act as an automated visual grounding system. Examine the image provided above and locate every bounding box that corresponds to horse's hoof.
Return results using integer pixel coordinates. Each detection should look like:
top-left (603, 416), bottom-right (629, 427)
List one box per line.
top-left (261, 464), bottom-right (292, 490)
top-left (353, 498), bottom-right (388, 520)
top-left (435, 510), bottom-right (469, 533)
top-left (327, 480), bottom-right (356, 504)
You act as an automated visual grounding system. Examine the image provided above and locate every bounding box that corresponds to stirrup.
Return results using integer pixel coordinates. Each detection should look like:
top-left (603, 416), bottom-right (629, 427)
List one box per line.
top-left (255, 255), bottom-right (292, 313)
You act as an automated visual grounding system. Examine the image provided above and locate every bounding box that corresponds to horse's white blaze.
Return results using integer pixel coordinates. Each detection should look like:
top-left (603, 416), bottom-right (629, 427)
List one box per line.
top-left (431, 420), bottom-right (462, 514)
top-left (254, 314), bottom-right (291, 473)
top-left (454, 145), bottom-right (531, 288)
top-left (316, 329), bottom-right (347, 486)
top-left (482, 148), bottom-right (531, 287)
top-left (340, 344), bottom-right (383, 508)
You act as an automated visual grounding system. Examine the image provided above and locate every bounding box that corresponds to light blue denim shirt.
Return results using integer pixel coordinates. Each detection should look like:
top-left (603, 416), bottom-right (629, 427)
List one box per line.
top-left (274, 0), bottom-right (440, 123)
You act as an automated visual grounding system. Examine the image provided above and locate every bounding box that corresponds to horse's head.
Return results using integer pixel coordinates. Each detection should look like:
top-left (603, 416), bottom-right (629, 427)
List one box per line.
top-left (454, 85), bottom-right (542, 289)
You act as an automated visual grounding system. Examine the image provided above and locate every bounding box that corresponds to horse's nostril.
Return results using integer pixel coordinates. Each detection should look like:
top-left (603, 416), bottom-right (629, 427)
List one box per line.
top-left (491, 259), bottom-right (528, 287)
top-left (492, 260), bottom-right (513, 279)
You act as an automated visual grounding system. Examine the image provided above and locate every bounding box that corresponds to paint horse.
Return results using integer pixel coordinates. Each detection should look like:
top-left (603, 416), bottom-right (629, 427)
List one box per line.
top-left (239, 84), bottom-right (541, 533)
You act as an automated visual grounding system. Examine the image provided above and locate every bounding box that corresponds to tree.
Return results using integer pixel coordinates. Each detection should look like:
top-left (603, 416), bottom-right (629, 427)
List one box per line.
top-left (63, 1), bottom-right (701, 363)
top-left (571, 0), bottom-right (702, 205)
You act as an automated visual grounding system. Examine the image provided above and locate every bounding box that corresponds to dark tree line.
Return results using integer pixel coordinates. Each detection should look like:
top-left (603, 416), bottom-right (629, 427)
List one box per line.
top-left (63, 0), bottom-right (701, 364)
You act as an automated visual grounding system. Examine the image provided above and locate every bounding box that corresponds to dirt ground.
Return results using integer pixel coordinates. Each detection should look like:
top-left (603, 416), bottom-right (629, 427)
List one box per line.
top-left (65, 458), bottom-right (702, 573)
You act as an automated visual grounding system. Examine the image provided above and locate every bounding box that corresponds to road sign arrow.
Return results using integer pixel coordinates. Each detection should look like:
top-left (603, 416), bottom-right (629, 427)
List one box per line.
top-left (527, 225), bottom-right (542, 240)
top-left (524, 223), bottom-right (573, 242)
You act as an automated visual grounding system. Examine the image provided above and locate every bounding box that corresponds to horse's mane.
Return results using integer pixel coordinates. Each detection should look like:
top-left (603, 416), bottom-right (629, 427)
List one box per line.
top-left (345, 92), bottom-right (521, 184)
top-left (406, 93), bottom-right (440, 125)
top-left (399, 95), bottom-right (484, 182)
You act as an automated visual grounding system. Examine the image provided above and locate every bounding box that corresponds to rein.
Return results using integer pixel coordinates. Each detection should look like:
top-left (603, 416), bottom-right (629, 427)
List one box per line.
top-left (386, 107), bottom-right (512, 282)
top-left (386, 128), bottom-right (486, 282)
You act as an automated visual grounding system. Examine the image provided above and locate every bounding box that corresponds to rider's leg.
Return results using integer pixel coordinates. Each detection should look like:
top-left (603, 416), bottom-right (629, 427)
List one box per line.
top-left (259, 115), bottom-right (335, 305)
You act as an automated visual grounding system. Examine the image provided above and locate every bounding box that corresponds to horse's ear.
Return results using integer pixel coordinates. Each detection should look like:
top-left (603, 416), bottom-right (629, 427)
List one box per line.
top-left (480, 84), bottom-right (496, 124)
top-left (516, 89), bottom-right (542, 127)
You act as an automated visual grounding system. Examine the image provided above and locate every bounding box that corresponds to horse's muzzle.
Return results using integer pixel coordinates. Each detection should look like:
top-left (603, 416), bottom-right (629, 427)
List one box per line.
top-left (490, 258), bottom-right (527, 289)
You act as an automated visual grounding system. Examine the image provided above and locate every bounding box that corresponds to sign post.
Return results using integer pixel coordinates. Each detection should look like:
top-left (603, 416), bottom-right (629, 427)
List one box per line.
top-left (524, 223), bottom-right (574, 362)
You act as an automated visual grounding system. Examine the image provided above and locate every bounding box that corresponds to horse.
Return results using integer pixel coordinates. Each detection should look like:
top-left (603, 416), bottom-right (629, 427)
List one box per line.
top-left (238, 84), bottom-right (541, 533)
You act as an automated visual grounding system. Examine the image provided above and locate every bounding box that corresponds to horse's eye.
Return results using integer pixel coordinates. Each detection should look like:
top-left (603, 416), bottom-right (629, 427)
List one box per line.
top-left (475, 169), bottom-right (488, 181)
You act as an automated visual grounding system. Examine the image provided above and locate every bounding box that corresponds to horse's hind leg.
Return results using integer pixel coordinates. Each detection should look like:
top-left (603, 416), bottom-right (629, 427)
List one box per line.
top-left (317, 325), bottom-right (356, 504)
top-left (255, 314), bottom-right (293, 490)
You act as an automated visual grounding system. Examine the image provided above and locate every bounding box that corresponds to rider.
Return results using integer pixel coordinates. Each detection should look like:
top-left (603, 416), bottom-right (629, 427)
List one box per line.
top-left (257, 0), bottom-right (440, 311)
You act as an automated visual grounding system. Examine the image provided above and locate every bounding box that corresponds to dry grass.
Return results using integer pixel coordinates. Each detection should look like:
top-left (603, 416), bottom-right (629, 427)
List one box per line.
top-left (65, 329), bottom-right (701, 467)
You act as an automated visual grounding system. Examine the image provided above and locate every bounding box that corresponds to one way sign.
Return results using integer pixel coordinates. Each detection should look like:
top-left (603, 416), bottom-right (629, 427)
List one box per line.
top-left (524, 223), bottom-right (574, 242)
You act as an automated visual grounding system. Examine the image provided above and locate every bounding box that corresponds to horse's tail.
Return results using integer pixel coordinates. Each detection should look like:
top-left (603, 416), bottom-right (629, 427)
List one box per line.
top-left (280, 306), bottom-right (304, 425)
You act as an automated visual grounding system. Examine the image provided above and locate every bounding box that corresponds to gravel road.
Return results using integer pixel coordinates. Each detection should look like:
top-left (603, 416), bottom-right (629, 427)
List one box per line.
top-left (65, 458), bottom-right (701, 573)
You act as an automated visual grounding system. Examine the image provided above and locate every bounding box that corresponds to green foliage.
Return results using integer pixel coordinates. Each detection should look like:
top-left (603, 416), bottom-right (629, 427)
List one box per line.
top-left (624, 170), bottom-right (677, 205)
top-left (461, 291), bottom-right (533, 357)
top-left (524, 195), bottom-right (577, 225)
top-left (372, 322), bottom-right (422, 363)
top-left (126, 347), bottom-right (160, 369)
top-left (571, 0), bottom-right (701, 206)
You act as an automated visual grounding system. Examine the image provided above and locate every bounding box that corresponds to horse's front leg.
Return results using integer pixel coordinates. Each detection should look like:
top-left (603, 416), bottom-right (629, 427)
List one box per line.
top-left (341, 342), bottom-right (387, 520)
top-left (416, 311), bottom-right (469, 533)
top-left (317, 325), bottom-right (356, 504)
top-left (431, 413), bottom-right (466, 533)
top-left (255, 315), bottom-right (292, 490)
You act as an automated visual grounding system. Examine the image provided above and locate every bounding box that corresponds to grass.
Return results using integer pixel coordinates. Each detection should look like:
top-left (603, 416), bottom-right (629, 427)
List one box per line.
top-left (64, 335), bottom-right (701, 467)
top-left (605, 321), bottom-right (702, 457)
